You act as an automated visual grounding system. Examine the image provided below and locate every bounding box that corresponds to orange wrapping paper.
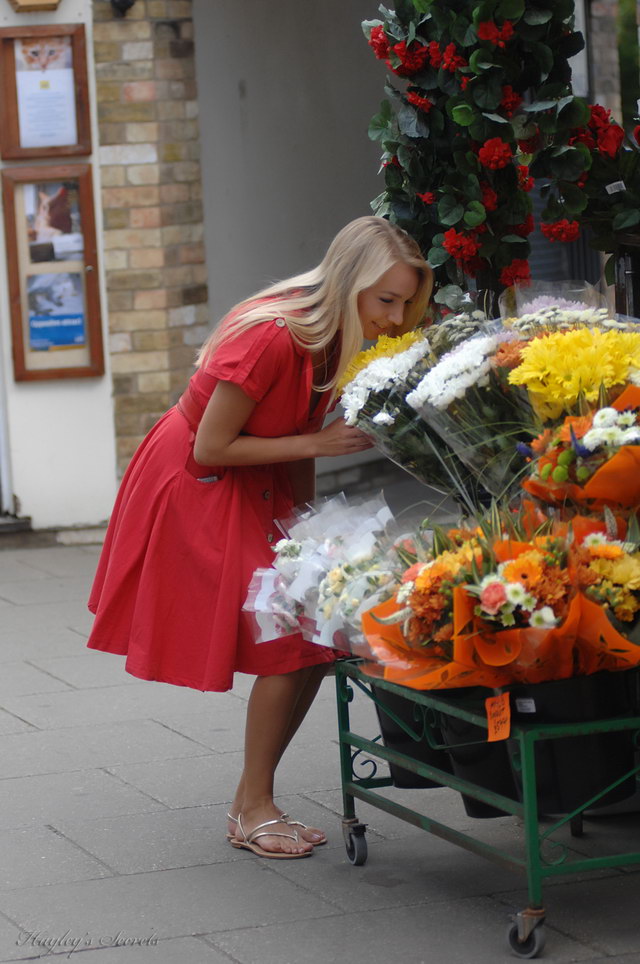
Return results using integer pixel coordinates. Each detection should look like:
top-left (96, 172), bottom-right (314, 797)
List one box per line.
top-left (360, 592), bottom-right (640, 692)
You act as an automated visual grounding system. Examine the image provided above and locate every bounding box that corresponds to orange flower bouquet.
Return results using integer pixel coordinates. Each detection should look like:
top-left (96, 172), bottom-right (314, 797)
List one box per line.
top-left (360, 518), bottom-right (640, 692)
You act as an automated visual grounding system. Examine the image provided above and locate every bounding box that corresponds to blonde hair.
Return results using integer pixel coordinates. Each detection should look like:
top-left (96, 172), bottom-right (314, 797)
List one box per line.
top-left (197, 215), bottom-right (433, 392)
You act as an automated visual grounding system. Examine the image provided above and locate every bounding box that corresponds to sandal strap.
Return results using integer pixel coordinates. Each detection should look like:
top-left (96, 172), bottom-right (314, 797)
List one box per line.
top-left (236, 814), bottom-right (299, 845)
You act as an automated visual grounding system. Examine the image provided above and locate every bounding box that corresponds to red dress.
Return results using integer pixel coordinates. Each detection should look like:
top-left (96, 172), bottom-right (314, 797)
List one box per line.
top-left (87, 317), bottom-right (336, 691)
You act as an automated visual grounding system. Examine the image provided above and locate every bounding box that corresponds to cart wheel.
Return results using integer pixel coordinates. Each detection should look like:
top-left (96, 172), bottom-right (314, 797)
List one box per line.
top-left (506, 922), bottom-right (546, 959)
top-left (345, 830), bottom-right (367, 866)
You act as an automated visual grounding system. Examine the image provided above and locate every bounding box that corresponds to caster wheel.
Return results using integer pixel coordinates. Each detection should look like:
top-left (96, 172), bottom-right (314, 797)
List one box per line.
top-left (506, 922), bottom-right (546, 959)
top-left (345, 830), bottom-right (367, 866)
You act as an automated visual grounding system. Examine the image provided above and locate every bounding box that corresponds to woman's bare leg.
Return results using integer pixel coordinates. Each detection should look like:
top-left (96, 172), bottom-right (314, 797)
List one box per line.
top-left (231, 667), bottom-right (316, 854)
top-left (229, 662), bottom-right (330, 846)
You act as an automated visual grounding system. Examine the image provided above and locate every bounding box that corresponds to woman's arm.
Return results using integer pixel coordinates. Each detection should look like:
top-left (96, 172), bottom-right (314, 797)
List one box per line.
top-left (193, 381), bottom-right (372, 467)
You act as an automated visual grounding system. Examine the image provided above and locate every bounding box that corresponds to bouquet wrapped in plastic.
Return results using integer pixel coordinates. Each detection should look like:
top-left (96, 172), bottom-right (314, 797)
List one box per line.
top-left (243, 493), bottom-right (400, 655)
top-left (358, 509), bottom-right (640, 691)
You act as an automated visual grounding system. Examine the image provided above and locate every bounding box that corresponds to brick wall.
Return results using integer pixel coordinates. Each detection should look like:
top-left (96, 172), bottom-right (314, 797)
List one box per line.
top-left (93, 0), bottom-right (209, 473)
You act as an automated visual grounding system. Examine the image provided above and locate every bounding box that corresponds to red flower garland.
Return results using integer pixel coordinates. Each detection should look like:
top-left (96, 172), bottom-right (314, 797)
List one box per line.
top-left (368, 25), bottom-right (389, 61)
top-left (541, 219), bottom-right (580, 242)
top-left (443, 228), bottom-right (480, 261)
top-left (406, 89), bottom-right (434, 113)
top-left (390, 40), bottom-right (430, 77)
top-left (478, 138), bottom-right (512, 169)
top-left (480, 183), bottom-right (499, 211)
top-left (417, 191), bottom-right (436, 204)
top-left (477, 20), bottom-right (514, 48)
top-left (442, 43), bottom-right (467, 73)
top-left (517, 165), bottom-right (534, 192)
top-left (500, 259), bottom-right (531, 286)
top-left (500, 85), bottom-right (523, 119)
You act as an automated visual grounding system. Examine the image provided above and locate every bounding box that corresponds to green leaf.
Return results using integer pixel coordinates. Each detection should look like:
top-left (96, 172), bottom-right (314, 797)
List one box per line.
top-left (438, 195), bottom-right (465, 226)
top-left (397, 104), bottom-right (431, 139)
top-left (559, 182), bottom-right (588, 214)
top-left (557, 97), bottom-right (591, 130)
top-left (464, 200), bottom-right (487, 227)
top-left (428, 246), bottom-right (450, 266)
top-left (368, 100), bottom-right (393, 141)
top-left (452, 103), bottom-right (475, 126)
top-left (523, 99), bottom-right (557, 113)
top-left (501, 234), bottom-right (528, 243)
top-left (472, 76), bottom-right (503, 110)
top-left (483, 112), bottom-right (510, 124)
top-left (548, 147), bottom-right (589, 181)
top-left (361, 19), bottom-right (383, 38)
top-left (469, 49), bottom-right (497, 75)
top-left (498, 0), bottom-right (524, 19)
top-left (527, 41), bottom-right (553, 81)
top-left (604, 254), bottom-right (615, 286)
top-left (511, 114), bottom-right (537, 139)
top-left (523, 8), bottom-right (552, 24)
top-left (613, 209), bottom-right (640, 230)
top-left (434, 284), bottom-right (464, 307)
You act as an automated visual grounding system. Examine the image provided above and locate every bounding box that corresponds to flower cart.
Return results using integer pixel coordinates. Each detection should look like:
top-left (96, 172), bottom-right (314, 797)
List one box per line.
top-left (335, 659), bottom-right (640, 959)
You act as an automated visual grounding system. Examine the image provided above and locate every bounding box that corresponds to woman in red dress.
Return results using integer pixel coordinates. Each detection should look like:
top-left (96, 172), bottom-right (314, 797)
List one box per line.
top-left (87, 216), bottom-right (433, 859)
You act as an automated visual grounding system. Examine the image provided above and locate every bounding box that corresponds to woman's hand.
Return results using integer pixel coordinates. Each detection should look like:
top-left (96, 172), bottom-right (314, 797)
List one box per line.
top-left (310, 418), bottom-right (374, 457)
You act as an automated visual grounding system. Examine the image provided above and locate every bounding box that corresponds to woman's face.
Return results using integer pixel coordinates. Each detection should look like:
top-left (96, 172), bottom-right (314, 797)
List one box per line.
top-left (357, 262), bottom-right (420, 341)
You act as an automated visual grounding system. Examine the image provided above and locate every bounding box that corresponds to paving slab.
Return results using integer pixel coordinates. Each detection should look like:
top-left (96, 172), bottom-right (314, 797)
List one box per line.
top-left (0, 720), bottom-right (210, 779)
top-left (0, 709), bottom-right (34, 736)
top-left (25, 652), bottom-right (142, 690)
top-left (0, 769), bottom-right (167, 831)
top-left (0, 660), bottom-right (73, 698)
top-left (0, 577), bottom-right (92, 607)
top-left (0, 825), bottom-right (113, 891)
top-left (6, 546), bottom-right (101, 579)
top-left (0, 627), bottom-right (91, 663)
top-left (0, 863), bottom-right (337, 941)
top-left (0, 682), bottom-right (221, 730)
top-left (206, 894), bottom-right (596, 964)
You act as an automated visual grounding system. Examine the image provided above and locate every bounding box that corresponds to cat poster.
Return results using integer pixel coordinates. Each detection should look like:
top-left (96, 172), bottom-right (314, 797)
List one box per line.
top-left (14, 36), bottom-right (77, 149)
top-left (27, 272), bottom-right (85, 350)
top-left (24, 180), bottom-right (83, 263)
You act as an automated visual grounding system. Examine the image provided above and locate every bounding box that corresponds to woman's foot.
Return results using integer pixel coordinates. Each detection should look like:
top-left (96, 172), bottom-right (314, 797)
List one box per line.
top-left (226, 809), bottom-right (326, 846)
top-left (233, 803), bottom-right (313, 856)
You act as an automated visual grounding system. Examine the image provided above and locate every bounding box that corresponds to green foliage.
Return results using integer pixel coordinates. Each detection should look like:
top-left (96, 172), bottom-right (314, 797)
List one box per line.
top-left (363, 0), bottom-right (589, 294)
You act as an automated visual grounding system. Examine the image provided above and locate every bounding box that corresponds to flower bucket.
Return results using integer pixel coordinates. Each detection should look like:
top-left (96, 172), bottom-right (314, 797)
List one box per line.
top-left (371, 683), bottom-right (453, 789)
top-left (437, 687), bottom-right (519, 819)
top-left (508, 673), bottom-right (636, 814)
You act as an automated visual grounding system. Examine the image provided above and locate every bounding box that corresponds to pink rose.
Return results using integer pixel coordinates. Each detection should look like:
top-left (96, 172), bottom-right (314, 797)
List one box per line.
top-left (479, 581), bottom-right (507, 615)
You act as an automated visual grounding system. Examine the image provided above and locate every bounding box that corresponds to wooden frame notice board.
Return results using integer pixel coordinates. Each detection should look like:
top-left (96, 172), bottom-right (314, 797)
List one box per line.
top-left (0, 24), bottom-right (91, 160)
top-left (1, 163), bottom-right (104, 381)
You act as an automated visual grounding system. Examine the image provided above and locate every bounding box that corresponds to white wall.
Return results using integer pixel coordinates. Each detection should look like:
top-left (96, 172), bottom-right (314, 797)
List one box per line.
top-left (192, 0), bottom-right (388, 476)
top-left (192, 0), bottom-right (385, 321)
top-left (0, 0), bottom-right (117, 528)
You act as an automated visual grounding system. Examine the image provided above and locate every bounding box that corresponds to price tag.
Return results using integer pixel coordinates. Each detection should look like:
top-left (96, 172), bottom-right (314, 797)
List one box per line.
top-left (606, 180), bottom-right (626, 195)
top-left (485, 692), bottom-right (511, 742)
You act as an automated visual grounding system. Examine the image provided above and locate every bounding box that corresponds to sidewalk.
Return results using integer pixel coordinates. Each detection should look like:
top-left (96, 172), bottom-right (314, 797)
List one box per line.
top-left (0, 541), bottom-right (640, 964)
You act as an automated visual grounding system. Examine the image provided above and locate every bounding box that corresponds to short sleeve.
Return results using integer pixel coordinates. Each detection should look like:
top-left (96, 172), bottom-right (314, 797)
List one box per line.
top-left (204, 320), bottom-right (294, 403)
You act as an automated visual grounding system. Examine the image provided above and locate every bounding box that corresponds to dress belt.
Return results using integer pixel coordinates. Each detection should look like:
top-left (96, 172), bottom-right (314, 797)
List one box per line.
top-left (175, 388), bottom-right (202, 433)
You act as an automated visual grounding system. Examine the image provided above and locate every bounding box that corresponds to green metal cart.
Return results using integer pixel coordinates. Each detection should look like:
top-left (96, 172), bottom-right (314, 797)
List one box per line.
top-left (335, 658), bottom-right (640, 959)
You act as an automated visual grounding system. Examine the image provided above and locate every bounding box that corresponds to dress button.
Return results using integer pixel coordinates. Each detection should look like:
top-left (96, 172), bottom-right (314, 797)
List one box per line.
top-left (267, 533), bottom-right (274, 543)
top-left (263, 490), bottom-right (270, 500)
top-left (275, 318), bottom-right (286, 328)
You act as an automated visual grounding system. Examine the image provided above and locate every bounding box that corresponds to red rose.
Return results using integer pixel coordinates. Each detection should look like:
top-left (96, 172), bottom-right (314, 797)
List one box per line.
top-left (460, 75), bottom-right (470, 91)
top-left (589, 104), bottom-right (611, 130)
top-left (478, 137), bottom-right (512, 169)
top-left (390, 40), bottom-right (430, 77)
top-left (500, 259), bottom-right (531, 287)
top-left (443, 228), bottom-right (480, 261)
top-left (597, 123), bottom-right (625, 158)
top-left (517, 164), bottom-right (534, 191)
top-left (428, 41), bottom-right (442, 68)
top-left (500, 85), bottom-right (523, 118)
top-left (541, 219), bottom-right (580, 242)
top-left (417, 191), bottom-right (436, 204)
top-left (569, 127), bottom-right (596, 150)
top-left (406, 89), bottom-right (434, 113)
top-left (513, 214), bottom-right (535, 237)
top-left (481, 183), bottom-right (499, 211)
top-left (442, 42), bottom-right (467, 73)
top-left (368, 25), bottom-right (389, 61)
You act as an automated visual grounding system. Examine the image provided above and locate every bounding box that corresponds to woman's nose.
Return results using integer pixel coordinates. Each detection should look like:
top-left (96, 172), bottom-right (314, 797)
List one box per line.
top-left (388, 305), bottom-right (404, 326)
